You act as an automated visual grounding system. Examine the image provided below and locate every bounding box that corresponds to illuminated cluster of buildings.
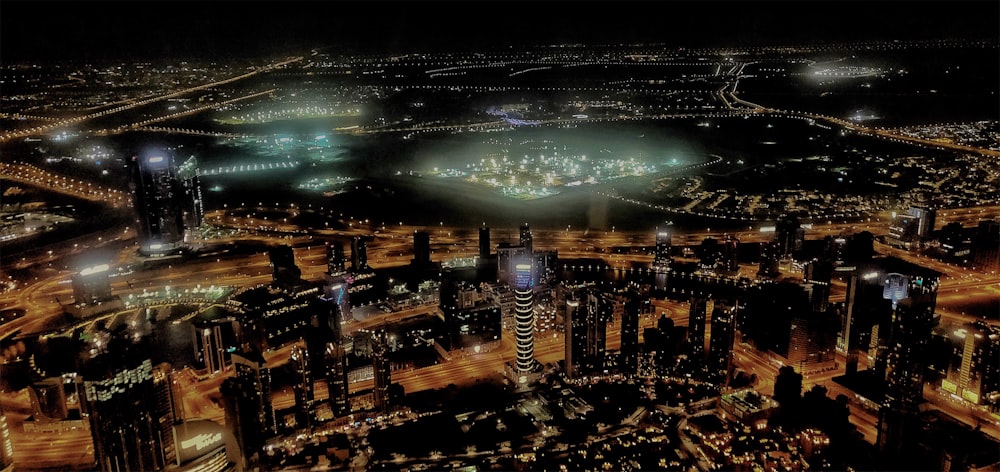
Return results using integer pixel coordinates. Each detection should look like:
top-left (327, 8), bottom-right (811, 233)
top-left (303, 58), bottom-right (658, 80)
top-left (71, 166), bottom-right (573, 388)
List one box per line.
top-left (1, 36), bottom-right (999, 471)
top-left (430, 137), bottom-right (662, 200)
top-left (4, 174), bottom-right (1000, 471)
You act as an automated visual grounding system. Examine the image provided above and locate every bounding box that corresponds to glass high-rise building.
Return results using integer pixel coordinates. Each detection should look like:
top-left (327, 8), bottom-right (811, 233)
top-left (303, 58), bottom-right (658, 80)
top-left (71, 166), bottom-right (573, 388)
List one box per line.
top-left (514, 255), bottom-right (536, 375)
top-left (371, 329), bottom-right (391, 413)
top-left (653, 227), bottom-right (672, 269)
top-left (619, 288), bottom-right (641, 375)
top-left (81, 335), bottom-right (166, 472)
top-left (130, 149), bottom-right (186, 257)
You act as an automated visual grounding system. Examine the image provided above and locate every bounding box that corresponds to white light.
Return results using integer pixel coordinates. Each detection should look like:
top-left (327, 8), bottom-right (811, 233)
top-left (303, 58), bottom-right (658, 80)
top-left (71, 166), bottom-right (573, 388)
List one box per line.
top-left (79, 264), bottom-right (109, 276)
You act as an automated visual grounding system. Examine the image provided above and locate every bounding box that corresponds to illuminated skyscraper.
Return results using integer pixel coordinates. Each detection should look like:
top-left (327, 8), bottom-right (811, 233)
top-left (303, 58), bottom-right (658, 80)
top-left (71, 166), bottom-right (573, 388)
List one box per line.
top-left (721, 234), bottom-right (740, 273)
top-left (290, 343), bottom-right (315, 423)
top-left (619, 288), bottom-right (642, 375)
top-left (519, 223), bottom-right (533, 254)
top-left (130, 148), bottom-right (186, 257)
top-left (687, 296), bottom-right (709, 358)
top-left (564, 297), bottom-right (584, 379)
top-left (152, 362), bottom-right (183, 466)
top-left (351, 236), bottom-right (369, 271)
top-left (306, 294), bottom-right (350, 418)
top-left (324, 338), bottom-right (351, 418)
top-left (514, 255), bottom-right (536, 375)
top-left (222, 349), bottom-right (276, 470)
top-left (708, 300), bottom-right (738, 383)
top-left (81, 334), bottom-right (166, 472)
top-left (582, 289), bottom-right (613, 375)
top-left (0, 405), bottom-right (13, 472)
top-left (371, 328), bottom-right (391, 413)
top-left (849, 258), bottom-right (940, 460)
top-left (942, 321), bottom-right (1000, 408)
top-left (175, 156), bottom-right (204, 236)
top-left (325, 240), bottom-right (347, 275)
top-left (757, 240), bottom-right (781, 278)
top-left (653, 226), bottom-right (672, 269)
top-left (192, 318), bottom-right (227, 374)
top-left (775, 213), bottom-right (805, 258)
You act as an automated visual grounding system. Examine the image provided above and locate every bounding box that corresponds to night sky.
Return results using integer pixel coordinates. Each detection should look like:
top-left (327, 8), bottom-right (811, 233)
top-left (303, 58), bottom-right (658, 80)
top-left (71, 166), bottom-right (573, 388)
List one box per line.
top-left (2, 0), bottom-right (998, 61)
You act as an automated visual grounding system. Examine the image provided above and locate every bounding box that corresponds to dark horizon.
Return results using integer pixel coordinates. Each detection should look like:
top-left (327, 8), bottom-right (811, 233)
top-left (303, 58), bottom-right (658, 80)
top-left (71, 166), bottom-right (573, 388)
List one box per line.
top-left (2, 0), bottom-right (998, 62)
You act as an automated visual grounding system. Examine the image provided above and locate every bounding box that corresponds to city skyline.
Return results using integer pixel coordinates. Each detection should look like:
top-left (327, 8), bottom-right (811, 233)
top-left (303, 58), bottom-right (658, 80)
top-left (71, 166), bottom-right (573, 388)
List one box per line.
top-left (1, 3), bottom-right (999, 471)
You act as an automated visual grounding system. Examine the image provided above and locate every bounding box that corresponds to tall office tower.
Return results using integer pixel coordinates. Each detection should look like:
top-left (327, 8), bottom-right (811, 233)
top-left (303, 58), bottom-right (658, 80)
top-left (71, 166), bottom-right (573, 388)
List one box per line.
top-left (322, 272), bottom-right (352, 326)
top-left (326, 241), bottom-right (347, 275)
top-left (687, 296), bottom-right (710, 358)
top-left (973, 219), bottom-right (1000, 273)
top-left (804, 259), bottom-right (834, 313)
top-left (222, 349), bottom-right (276, 470)
top-left (564, 298), bottom-right (584, 379)
top-left (80, 334), bottom-right (166, 472)
top-left (0, 406), bottom-right (14, 472)
top-left (653, 226), bottom-right (673, 269)
top-left (582, 289), bottom-right (613, 375)
top-left (324, 338), bottom-right (351, 418)
top-left (708, 301), bottom-right (738, 383)
top-left (268, 245), bottom-right (302, 284)
top-left (757, 240), bottom-right (781, 278)
top-left (721, 235), bottom-right (740, 273)
top-left (652, 314), bottom-right (677, 372)
top-left (519, 223), bottom-right (533, 254)
top-left (412, 230), bottom-right (431, 266)
top-left (479, 225), bottom-right (491, 259)
top-left (514, 255), bottom-right (536, 375)
top-left (351, 236), bottom-right (370, 271)
top-left (289, 344), bottom-right (315, 423)
top-left (175, 156), bottom-right (204, 237)
top-left (305, 297), bottom-right (350, 418)
top-left (152, 362), bottom-right (183, 466)
top-left (130, 149), bottom-right (186, 257)
top-left (619, 289), bottom-right (642, 375)
top-left (371, 329), bottom-right (391, 413)
top-left (907, 205), bottom-right (936, 240)
top-left (192, 318), bottom-right (227, 374)
top-left (775, 213), bottom-right (804, 258)
top-left (870, 262), bottom-right (940, 459)
top-left (942, 321), bottom-right (1000, 407)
